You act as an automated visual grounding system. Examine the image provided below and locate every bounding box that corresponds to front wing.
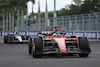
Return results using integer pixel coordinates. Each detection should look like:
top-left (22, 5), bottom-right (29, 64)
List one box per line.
top-left (10, 40), bottom-right (28, 43)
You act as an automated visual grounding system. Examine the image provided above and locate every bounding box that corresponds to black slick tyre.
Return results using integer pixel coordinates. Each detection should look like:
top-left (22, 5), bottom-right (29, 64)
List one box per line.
top-left (4, 36), bottom-right (8, 43)
top-left (78, 37), bottom-right (91, 57)
top-left (29, 38), bottom-right (32, 55)
top-left (32, 38), bottom-right (43, 58)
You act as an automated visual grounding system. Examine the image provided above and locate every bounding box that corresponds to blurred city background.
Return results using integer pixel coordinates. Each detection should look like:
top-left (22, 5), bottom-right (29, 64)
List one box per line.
top-left (0, 0), bottom-right (100, 39)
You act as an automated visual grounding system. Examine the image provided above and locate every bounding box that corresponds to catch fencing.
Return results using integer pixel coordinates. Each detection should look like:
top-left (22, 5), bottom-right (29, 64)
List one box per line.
top-left (0, 12), bottom-right (100, 31)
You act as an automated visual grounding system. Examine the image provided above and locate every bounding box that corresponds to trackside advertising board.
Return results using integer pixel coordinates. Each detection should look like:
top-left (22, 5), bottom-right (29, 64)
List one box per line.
top-left (84, 32), bottom-right (97, 39)
top-left (65, 31), bottom-right (98, 39)
top-left (0, 31), bottom-right (100, 39)
top-left (73, 32), bottom-right (84, 37)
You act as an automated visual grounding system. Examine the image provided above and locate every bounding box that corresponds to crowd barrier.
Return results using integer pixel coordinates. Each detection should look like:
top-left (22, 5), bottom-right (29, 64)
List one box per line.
top-left (0, 31), bottom-right (100, 39)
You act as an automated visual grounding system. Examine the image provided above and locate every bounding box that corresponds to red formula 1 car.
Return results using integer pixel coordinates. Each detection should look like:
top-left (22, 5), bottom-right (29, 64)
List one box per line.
top-left (28, 31), bottom-right (91, 58)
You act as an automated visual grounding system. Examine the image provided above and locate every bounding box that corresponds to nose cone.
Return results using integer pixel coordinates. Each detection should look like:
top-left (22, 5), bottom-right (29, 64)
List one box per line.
top-left (15, 36), bottom-right (22, 42)
top-left (53, 38), bottom-right (66, 53)
top-left (61, 48), bottom-right (66, 53)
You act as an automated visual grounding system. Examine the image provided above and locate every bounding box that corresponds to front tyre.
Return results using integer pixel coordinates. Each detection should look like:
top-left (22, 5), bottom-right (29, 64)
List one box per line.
top-left (78, 37), bottom-right (91, 57)
top-left (32, 38), bottom-right (43, 58)
top-left (29, 38), bottom-right (32, 55)
top-left (4, 36), bottom-right (8, 43)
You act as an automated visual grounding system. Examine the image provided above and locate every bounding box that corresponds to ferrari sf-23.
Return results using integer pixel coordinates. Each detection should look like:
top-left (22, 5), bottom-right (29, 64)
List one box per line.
top-left (28, 31), bottom-right (91, 58)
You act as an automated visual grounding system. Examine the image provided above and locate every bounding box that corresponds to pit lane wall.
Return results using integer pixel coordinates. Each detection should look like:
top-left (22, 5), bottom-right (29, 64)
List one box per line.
top-left (0, 31), bottom-right (100, 39)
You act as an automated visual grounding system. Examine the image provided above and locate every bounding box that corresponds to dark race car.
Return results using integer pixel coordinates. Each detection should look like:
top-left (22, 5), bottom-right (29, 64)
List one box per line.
top-left (4, 33), bottom-right (30, 44)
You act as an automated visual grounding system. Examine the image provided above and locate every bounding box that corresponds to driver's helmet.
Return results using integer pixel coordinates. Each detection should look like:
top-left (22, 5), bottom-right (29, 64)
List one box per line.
top-left (53, 33), bottom-right (57, 37)
top-left (15, 31), bottom-right (18, 34)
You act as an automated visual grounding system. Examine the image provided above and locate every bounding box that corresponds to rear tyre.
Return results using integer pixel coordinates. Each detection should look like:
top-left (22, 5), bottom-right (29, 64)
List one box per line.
top-left (4, 36), bottom-right (8, 43)
top-left (29, 38), bottom-right (32, 55)
top-left (78, 37), bottom-right (91, 57)
top-left (32, 38), bottom-right (43, 58)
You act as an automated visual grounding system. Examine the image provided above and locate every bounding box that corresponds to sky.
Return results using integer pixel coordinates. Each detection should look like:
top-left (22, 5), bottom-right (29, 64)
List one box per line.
top-left (27, 0), bottom-right (73, 14)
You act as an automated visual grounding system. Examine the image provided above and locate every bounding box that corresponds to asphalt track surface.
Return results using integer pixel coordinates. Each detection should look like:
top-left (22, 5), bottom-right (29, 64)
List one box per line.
top-left (0, 37), bottom-right (100, 67)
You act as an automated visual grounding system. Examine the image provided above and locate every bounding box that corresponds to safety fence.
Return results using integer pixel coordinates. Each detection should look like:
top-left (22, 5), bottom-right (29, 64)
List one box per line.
top-left (0, 31), bottom-right (100, 39)
top-left (0, 12), bottom-right (100, 31)
top-left (29, 12), bottom-right (100, 31)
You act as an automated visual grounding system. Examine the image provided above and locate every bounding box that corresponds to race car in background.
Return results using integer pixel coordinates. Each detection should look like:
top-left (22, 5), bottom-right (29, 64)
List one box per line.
top-left (28, 28), bottom-right (91, 58)
top-left (4, 33), bottom-right (30, 44)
